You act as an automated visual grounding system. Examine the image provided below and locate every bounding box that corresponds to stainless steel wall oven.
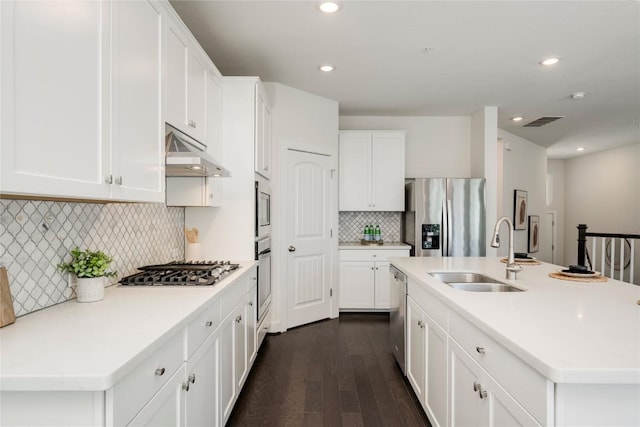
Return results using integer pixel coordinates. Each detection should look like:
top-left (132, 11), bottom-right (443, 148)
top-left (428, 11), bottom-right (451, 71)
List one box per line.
top-left (255, 237), bottom-right (271, 322)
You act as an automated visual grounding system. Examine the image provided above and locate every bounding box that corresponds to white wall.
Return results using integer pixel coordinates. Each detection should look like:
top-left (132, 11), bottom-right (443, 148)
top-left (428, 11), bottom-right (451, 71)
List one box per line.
top-left (339, 116), bottom-right (470, 178)
top-left (471, 107), bottom-right (499, 256)
top-left (564, 143), bottom-right (640, 283)
top-left (264, 82), bottom-right (339, 332)
top-left (497, 129), bottom-right (548, 257)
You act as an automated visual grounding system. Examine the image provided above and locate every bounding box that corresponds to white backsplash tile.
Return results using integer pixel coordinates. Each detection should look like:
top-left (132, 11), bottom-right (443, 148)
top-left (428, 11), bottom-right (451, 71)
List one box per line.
top-left (339, 211), bottom-right (402, 242)
top-left (0, 200), bottom-right (184, 317)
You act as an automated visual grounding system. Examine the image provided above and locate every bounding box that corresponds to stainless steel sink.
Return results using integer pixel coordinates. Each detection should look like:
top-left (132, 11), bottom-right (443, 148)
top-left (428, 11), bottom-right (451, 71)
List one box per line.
top-left (428, 272), bottom-right (525, 292)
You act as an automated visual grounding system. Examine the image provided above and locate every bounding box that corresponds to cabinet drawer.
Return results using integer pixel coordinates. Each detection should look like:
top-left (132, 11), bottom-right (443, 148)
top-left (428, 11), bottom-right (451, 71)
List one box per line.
top-left (449, 311), bottom-right (551, 424)
top-left (339, 249), bottom-right (409, 262)
top-left (221, 277), bottom-right (249, 321)
top-left (186, 298), bottom-right (221, 357)
top-left (407, 279), bottom-right (448, 329)
top-left (111, 331), bottom-right (184, 426)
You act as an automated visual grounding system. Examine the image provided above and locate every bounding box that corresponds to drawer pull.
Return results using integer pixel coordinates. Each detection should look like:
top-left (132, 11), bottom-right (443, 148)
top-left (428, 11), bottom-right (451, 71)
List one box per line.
top-left (248, 301), bottom-right (253, 307)
top-left (188, 373), bottom-right (196, 384)
top-left (473, 381), bottom-right (480, 392)
top-left (182, 381), bottom-right (190, 392)
top-left (476, 346), bottom-right (486, 354)
top-left (235, 315), bottom-right (242, 323)
top-left (154, 368), bottom-right (165, 377)
top-left (205, 321), bottom-right (213, 327)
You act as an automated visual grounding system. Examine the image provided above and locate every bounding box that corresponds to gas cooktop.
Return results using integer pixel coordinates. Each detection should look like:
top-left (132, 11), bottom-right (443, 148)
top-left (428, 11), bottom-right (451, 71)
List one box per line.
top-left (119, 260), bottom-right (240, 286)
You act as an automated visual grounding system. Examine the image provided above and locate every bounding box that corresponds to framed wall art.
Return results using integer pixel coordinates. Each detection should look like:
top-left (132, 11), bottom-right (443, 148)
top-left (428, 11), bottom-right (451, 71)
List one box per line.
top-left (528, 215), bottom-right (540, 253)
top-left (514, 190), bottom-right (528, 230)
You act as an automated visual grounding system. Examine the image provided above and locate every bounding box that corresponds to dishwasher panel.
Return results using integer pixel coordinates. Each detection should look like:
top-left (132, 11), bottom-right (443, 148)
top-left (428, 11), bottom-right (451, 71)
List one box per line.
top-left (389, 265), bottom-right (407, 375)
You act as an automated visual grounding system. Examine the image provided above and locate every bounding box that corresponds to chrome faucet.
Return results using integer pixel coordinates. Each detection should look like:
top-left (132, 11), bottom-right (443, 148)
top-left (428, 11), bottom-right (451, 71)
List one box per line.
top-left (491, 216), bottom-right (523, 280)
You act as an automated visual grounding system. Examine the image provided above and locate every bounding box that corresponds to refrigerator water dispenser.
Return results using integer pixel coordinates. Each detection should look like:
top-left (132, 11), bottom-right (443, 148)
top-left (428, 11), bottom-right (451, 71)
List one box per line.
top-left (422, 224), bottom-right (440, 249)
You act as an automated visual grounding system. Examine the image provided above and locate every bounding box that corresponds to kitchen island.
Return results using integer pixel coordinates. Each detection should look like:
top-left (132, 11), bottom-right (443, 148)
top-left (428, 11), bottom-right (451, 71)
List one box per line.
top-left (0, 261), bottom-right (259, 426)
top-left (390, 256), bottom-right (640, 427)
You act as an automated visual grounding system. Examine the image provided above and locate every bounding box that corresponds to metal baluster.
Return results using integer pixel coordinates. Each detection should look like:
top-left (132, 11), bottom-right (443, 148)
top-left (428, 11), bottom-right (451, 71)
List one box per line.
top-left (601, 238), bottom-right (606, 278)
top-left (630, 240), bottom-right (635, 284)
top-left (620, 238), bottom-right (625, 281)
top-left (611, 238), bottom-right (616, 280)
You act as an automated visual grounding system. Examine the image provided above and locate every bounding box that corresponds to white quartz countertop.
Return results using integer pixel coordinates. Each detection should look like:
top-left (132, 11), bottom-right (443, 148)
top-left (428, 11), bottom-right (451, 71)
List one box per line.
top-left (339, 241), bottom-right (411, 250)
top-left (390, 257), bottom-right (640, 384)
top-left (0, 261), bottom-right (257, 391)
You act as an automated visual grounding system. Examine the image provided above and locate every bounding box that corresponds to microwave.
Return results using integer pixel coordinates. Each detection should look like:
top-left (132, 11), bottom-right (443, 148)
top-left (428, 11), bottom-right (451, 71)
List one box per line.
top-left (255, 179), bottom-right (271, 239)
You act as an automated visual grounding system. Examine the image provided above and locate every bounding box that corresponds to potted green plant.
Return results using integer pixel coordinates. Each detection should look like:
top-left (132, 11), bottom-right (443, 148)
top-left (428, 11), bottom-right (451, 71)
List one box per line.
top-left (58, 248), bottom-right (117, 302)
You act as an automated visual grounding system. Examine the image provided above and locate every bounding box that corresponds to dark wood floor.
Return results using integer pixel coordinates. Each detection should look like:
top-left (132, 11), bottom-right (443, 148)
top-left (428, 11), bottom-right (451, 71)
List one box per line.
top-left (228, 313), bottom-right (431, 427)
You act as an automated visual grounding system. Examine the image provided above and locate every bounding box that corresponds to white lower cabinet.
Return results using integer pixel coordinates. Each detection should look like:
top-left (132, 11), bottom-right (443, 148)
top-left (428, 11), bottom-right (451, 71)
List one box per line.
top-left (449, 340), bottom-right (540, 427)
top-left (127, 365), bottom-right (186, 427)
top-left (339, 248), bottom-right (409, 310)
top-left (406, 277), bottom-right (547, 427)
top-left (406, 296), bottom-right (448, 427)
top-left (185, 331), bottom-right (220, 427)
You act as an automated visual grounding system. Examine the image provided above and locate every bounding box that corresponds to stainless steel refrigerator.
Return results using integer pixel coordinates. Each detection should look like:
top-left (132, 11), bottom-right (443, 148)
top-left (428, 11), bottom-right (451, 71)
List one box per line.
top-left (403, 178), bottom-right (486, 257)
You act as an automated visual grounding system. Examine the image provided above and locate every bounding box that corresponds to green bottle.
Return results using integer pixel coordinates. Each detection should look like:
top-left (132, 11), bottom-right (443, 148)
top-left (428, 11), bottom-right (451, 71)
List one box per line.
top-left (374, 224), bottom-right (381, 241)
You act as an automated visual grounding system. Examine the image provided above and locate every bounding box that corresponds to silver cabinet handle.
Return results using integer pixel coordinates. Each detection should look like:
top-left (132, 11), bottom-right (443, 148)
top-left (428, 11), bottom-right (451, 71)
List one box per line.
top-left (205, 321), bottom-right (213, 327)
top-left (155, 368), bottom-right (165, 376)
top-left (105, 175), bottom-right (113, 184)
top-left (479, 387), bottom-right (487, 399)
top-left (288, 246), bottom-right (296, 252)
top-left (188, 120), bottom-right (197, 128)
top-left (235, 315), bottom-right (242, 323)
top-left (248, 301), bottom-right (253, 306)
top-left (371, 267), bottom-right (374, 270)
top-left (182, 381), bottom-right (190, 392)
top-left (476, 346), bottom-right (486, 354)
top-left (188, 373), bottom-right (196, 384)
top-left (473, 382), bottom-right (487, 399)
top-left (115, 176), bottom-right (123, 185)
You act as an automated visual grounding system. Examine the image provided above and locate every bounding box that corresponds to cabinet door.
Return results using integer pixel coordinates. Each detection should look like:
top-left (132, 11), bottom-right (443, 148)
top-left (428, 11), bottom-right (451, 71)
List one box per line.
top-left (424, 313), bottom-right (448, 427)
top-left (110, 0), bottom-right (164, 203)
top-left (128, 365), bottom-right (186, 427)
top-left (407, 297), bottom-right (426, 401)
top-left (338, 133), bottom-right (372, 211)
top-left (254, 85), bottom-right (271, 179)
top-left (485, 372), bottom-right (540, 427)
top-left (205, 72), bottom-right (224, 206)
top-left (186, 52), bottom-right (207, 142)
top-left (371, 132), bottom-right (405, 211)
top-left (234, 304), bottom-right (248, 390)
top-left (246, 287), bottom-right (258, 368)
top-left (0, 1), bottom-right (110, 200)
top-left (339, 261), bottom-right (375, 309)
top-left (165, 22), bottom-right (188, 133)
top-left (219, 311), bottom-right (236, 425)
top-left (374, 261), bottom-right (391, 309)
top-left (185, 331), bottom-right (219, 427)
top-left (449, 341), bottom-right (485, 427)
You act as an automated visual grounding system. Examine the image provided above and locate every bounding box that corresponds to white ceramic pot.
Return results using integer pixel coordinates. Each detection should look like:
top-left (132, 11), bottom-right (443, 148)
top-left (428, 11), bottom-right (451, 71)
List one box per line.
top-left (76, 277), bottom-right (105, 303)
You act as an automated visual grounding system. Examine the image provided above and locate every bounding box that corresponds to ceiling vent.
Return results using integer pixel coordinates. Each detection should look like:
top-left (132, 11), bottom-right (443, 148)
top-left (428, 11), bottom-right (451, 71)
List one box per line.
top-left (523, 116), bottom-right (564, 127)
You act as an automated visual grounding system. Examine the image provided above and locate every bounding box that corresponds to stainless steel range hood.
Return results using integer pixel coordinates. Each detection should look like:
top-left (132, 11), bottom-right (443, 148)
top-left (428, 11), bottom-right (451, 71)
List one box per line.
top-left (165, 124), bottom-right (230, 177)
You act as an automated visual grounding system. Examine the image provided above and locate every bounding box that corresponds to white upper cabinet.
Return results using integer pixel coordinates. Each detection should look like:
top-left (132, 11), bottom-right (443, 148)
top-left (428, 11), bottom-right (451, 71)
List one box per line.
top-left (0, 1), bottom-right (111, 200)
top-left (254, 84), bottom-right (272, 179)
top-left (339, 131), bottom-right (406, 211)
top-left (110, 0), bottom-right (164, 202)
top-left (165, 18), bottom-right (207, 143)
top-left (0, 0), bottom-right (164, 202)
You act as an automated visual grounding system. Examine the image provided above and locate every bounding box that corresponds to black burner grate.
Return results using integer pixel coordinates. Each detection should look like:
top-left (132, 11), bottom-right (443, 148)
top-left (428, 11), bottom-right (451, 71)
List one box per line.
top-left (120, 261), bottom-right (240, 286)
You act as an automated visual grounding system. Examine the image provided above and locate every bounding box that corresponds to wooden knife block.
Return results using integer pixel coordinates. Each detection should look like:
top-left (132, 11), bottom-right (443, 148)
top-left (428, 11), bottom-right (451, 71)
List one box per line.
top-left (1, 267), bottom-right (17, 327)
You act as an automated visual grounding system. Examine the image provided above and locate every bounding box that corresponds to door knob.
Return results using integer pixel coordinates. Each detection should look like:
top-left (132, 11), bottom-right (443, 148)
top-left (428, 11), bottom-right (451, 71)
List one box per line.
top-left (288, 246), bottom-right (296, 252)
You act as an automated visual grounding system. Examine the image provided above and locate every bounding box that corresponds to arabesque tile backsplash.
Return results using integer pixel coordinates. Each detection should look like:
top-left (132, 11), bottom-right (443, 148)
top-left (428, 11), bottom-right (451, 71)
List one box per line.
top-left (339, 211), bottom-right (402, 242)
top-left (0, 200), bottom-right (184, 317)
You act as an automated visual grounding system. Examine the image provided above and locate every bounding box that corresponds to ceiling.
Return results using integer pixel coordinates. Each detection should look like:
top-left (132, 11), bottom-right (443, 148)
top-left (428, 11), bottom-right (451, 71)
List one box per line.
top-left (170, 1), bottom-right (640, 159)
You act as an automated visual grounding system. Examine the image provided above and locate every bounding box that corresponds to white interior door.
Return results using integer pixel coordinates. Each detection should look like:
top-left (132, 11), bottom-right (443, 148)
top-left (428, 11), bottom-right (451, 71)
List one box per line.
top-left (540, 212), bottom-right (556, 264)
top-left (286, 149), bottom-right (332, 329)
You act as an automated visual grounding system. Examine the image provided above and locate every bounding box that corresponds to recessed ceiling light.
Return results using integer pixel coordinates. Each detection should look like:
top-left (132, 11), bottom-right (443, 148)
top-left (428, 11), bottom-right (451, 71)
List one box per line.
top-left (318, 64), bottom-right (335, 72)
top-left (189, 166), bottom-right (202, 171)
top-left (570, 91), bottom-right (586, 100)
top-left (576, 147), bottom-right (585, 152)
top-left (318, 1), bottom-right (341, 13)
top-left (511, 116), bottom-right (524, 122)
top-left (540, 57), bottom-right (560, 66)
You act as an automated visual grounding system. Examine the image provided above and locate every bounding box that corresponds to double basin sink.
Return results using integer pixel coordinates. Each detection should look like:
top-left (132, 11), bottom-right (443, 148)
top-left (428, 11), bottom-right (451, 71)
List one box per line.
top-left (429, 272), bottom-right (525, 292)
